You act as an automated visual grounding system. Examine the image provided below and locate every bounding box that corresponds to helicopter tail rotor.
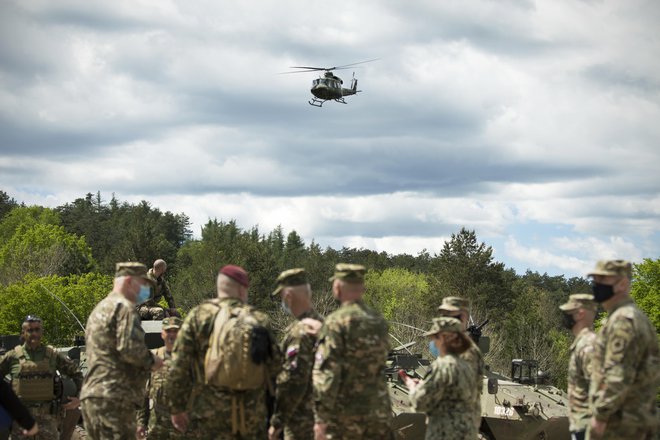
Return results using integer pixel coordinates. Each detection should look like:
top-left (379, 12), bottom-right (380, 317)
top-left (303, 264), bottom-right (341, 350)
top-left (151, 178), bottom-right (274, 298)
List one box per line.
top-left (351, 72), bottom-right (358, 92)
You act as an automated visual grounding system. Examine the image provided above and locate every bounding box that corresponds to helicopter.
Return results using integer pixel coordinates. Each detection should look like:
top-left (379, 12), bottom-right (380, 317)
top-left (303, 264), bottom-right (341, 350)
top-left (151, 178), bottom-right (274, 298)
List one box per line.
top-left (284, 59), bottom-right (378, 107)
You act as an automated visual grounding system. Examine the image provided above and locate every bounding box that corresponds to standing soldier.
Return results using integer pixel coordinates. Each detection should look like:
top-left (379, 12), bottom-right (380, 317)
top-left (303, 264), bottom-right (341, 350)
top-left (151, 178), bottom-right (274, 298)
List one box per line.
top-left (139, 259), bottom-right (178, 320)
top-left (268, 268), bottom-right (323, 440)
top-left (137, 316), bottom-right (183, 439)
top-left (313, 264), bottom-right (393, 440)
top-left (437, 296), bottom-right (484, 433)
top-left (587, 260), bottom-right (659, 439)
top-left (166, 265), bottom-right (281, 439)
top-left (80, 262), bottom-right (164, 439)
top-left (0, 315), bottom-right (82, 440)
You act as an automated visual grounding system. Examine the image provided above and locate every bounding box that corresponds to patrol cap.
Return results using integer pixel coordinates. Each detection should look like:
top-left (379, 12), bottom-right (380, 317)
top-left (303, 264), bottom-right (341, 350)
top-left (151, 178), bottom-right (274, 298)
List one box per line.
top-left (115, 262), bottom-right (157, 288)
top-left (219, 264), bottom-right (250, 287)
top-left (162, 316), bottom-right (182, 330)
top-left (423, 317), bottom-right (463, 336)
top-left (272, 268), bottom-right (308, 296)
top-left (437, 296), bottom-right (469, 313)
top-left (587, 260), bottom-right (632, 279)
top-left (329, 263), bottom-right (366, 283)
top-left (559, 293), bottom-right (597, 312)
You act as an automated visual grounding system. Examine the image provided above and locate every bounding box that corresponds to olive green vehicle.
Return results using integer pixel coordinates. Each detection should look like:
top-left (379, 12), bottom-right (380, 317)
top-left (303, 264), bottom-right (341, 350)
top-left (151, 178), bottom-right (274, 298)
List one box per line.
top-left (387, 329), bottom-right (570, 440)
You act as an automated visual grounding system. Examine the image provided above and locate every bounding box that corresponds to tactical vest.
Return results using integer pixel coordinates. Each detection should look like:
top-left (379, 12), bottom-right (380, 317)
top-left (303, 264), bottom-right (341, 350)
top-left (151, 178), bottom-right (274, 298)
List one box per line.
top-left (11, 345), bottom-right (56, 403)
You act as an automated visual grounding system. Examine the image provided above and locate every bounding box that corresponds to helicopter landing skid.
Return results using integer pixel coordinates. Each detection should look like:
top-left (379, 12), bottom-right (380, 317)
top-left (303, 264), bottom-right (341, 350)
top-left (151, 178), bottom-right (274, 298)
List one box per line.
top-left (308, 97), bottom-right (348, 107)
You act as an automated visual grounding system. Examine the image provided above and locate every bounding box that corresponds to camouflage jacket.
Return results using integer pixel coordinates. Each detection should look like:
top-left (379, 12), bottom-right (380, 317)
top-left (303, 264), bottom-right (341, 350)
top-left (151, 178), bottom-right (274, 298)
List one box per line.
top-left (410, 353), bottom-right (478, 440)
top-left (80, 291), bottom-right (154, 406)
top-left (589, 299), bottom-right (659, 434)
top-left (145, 268), bottom-right (176, 309)
top-left (0, 343), bottom-right (83, 398)
top-left (165, 297), bottom-right (281, 415)
top-left (137, 346), bottom-right (172, 428)
top-left (567, 327), bottom-right (596, 432)
top-left (270, 309), bottom-right (323, 431)
top-left (312, 300), bottom-right (392, 425)
top-left (461, 337), bottom-right (484, 430)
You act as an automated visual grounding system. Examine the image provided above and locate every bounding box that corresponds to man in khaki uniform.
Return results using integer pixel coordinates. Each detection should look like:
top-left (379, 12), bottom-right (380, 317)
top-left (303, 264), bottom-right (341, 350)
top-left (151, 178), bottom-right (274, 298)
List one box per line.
top-left (437, 296), bottom-right (484, 433)
top-left (559, 294), bottom-right (597, 440)
top-left (137, 316), bottom-right (183, 439)
top-left (587, 260), bottom-right (659, 439)
top-left (268, 268), bottom-right (323, 440)
top-left (0, 316), bottom-right (82, 440)
top-left (138, 259), bottom-right (178, 320)
top-left (81, 262), bottom-right (164, 439)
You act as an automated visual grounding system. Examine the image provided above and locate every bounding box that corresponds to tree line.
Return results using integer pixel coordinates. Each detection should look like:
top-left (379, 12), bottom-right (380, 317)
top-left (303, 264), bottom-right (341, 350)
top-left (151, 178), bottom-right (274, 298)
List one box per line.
top-left (0, 189), bottom-right (657, 392)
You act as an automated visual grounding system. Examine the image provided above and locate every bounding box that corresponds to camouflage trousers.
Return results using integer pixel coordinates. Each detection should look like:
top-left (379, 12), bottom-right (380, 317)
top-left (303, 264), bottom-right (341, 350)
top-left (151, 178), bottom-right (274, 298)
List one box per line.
top-left (81, 397), bottom-right (137, 440)
top-left (325, 416), bottom-right (393, 440)
top-left (138, 305), bottom-right (166, 320)
top-left (283, 416), bottom-right (314, 440)
top-left (11, 405), bottom-right (58, 440)
top-left (587, 424), bottom-right (658, 440)
top-left (183, 389), bottom-right (267, 440)
top-left (147, 408), bottom-right (182, 440)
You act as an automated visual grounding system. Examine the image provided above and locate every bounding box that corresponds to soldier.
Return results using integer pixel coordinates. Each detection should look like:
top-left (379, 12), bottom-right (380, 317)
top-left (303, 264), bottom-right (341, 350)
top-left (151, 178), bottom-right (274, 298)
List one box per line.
top-left (403, 317), bottom-right (479, 440)
top-left (0, 315), bottom-right (82, 440)
top-left (166, 264), bottom-right (281, 439)
top-left (137, 316), bottom-right (183, 439)
top-left (437, 296), bottom-right (484, 432)
top-left (268, 268), bottom-right (323, 440)
top-left (587, 260), bottom-right (659, 439)
top-left (138, 259), bottom-right (178, 320)
top-left (312, 263), bottom-right (393, 440)
top-left (80, 262), bottom-right (164, 439)
top-left (559, 294), bottom-right (597, 440)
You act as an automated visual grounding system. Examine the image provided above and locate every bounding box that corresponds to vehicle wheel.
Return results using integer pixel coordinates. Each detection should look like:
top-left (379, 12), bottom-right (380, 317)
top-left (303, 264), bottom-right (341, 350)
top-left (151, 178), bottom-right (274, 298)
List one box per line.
top-left (70, 425), bottom-right (88, 440)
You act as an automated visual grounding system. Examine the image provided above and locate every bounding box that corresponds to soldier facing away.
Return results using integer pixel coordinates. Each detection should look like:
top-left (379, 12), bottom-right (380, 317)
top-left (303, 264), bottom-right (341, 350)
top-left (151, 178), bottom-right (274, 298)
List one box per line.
top-left (586, 260), bottom-right (659, 439)
top-left (436, 296), bottom-right (484, 433)
top-left (137, 316), bottom-right (183, 440)
top-left (559, 294), bottom-right (597, 440)
top-left (404, 317), bottom-right (479, 440)
top-left (80, 262), bottom-right (164, 440)
top-left (0, 315), bottom-right (82, 440)
top-left (138, 259), bottom-right (178, 320)
top-left (268, 268), bottom-right (323, 440)
top-left (166, 265), bottom-right (281, 439)
top-left (312, 264), bottom-right (393, 440)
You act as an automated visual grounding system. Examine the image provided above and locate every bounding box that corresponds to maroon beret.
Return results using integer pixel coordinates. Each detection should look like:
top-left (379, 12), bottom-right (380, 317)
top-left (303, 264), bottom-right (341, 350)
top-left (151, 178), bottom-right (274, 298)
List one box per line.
top-left (219, 265), bottom-right (249, 287)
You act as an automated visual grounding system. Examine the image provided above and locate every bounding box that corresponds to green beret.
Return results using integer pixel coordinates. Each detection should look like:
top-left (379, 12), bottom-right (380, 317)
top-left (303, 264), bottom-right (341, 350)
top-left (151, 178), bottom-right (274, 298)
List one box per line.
top-left (437, 296), bottom-right (469, 313)
top-left (272, 268), bottom-right (308, 296)
top-left (559, 293), bottom-right (597, 312)
top-left (329, 263), bottom-right (366, 283)
top-left (587, 260), bottom-right (632, 279)
top-left (115, 262), bottom-right (156, 287)
top-left (423, 317), bottom-right (463, 336)
top-left (162, 316), bottom-right (183, 330)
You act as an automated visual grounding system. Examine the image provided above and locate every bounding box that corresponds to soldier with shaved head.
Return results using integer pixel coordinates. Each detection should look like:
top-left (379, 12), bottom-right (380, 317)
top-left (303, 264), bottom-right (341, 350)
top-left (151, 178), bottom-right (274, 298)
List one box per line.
top-left (138, 259), bottom-right (178, 320)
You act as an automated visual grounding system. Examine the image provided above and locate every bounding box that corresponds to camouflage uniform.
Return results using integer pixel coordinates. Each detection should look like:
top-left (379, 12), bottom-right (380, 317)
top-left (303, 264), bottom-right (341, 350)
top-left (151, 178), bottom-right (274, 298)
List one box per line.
top-left (588, 298), bottom-right (659, 439)
top-left (271, 309), bottom-right (323, 440)
top-left (313, 289), bottom-right (393, 440)
top-left (567, 327), bottom-right (597, 434)
top-left (0, 343), bottom-right (83, 440)
top-left (411, 317), bottom-right (479, 440)
top-left (81, 263), bottom-right (157, 440)
top-left (138, 268), bottom-right (176, 320)
top-left (138, 345), bottom-right (181, 439)
top-left (166, 297), bottom-right (281, 439)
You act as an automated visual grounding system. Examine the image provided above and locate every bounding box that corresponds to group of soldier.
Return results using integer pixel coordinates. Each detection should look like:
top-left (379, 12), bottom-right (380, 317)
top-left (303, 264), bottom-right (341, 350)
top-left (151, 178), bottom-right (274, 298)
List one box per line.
top-left (0, 258), bottom-right (658, 440)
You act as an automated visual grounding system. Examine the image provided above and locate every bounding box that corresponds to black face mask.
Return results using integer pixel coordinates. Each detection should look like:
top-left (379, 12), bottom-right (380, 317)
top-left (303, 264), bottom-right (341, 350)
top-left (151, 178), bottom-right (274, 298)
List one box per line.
top-left (562, 313), bottom-right (576, 330)
top-left (592, 282), bottom-right (615, 303)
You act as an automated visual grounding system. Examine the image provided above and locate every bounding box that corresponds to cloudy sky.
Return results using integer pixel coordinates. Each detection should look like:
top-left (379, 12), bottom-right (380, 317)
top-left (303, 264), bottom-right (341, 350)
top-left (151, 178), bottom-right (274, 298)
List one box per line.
top-left (1, 0), bottom-right (658, 277)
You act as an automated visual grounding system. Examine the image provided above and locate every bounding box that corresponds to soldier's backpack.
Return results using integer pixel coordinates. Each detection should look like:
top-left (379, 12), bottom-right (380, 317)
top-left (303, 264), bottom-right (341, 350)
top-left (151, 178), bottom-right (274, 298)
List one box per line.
top-left (204, 301), bottom-right (271, 390)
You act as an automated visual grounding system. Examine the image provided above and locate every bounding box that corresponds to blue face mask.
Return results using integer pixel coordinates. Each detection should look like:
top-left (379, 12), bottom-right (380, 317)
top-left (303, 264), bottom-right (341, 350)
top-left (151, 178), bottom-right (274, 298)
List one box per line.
top-left (281, 299), bottom-right (292, 315)
top-left (137, 285), bottom-right (152, 305)
top-left (428, 340), bottom-right (440, 358)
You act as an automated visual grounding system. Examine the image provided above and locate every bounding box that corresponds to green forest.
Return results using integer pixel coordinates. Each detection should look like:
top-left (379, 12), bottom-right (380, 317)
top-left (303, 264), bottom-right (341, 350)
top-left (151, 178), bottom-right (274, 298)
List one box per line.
top-left (0, 190), bottom-right (658, 391)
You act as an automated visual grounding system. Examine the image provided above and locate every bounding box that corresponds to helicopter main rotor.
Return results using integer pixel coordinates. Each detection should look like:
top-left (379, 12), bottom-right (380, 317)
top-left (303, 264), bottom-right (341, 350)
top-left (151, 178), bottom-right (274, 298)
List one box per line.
top-left (282, 58), bottom-right (379, 74)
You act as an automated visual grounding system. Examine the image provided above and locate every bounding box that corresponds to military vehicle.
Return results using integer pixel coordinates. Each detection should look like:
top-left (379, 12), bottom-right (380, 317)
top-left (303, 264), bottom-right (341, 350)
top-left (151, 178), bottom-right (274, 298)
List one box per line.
top-left (387, 323), bottom-right (570, 440)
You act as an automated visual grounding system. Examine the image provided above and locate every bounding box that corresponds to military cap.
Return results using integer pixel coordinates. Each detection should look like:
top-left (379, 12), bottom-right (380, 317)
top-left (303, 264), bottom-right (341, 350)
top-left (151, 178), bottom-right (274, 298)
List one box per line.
top-left (162, 316), bottom-right (183, 330)
top-left (115, 262), bottom-right (156, 287)
top-left (329, 263), bottom-right (366, 283)
top-left (272, 268), bottom-right (308, 296)
top-left (587, 260), bottom-right (632, 279)
top-left (423, 317), bottom-right (463, 336)
top-left (559, 293), bottom-right (597, 312)
top-left (219, 264), bottom-right (250, 287)
top-left (437, 296), bottom-right (469, 313)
